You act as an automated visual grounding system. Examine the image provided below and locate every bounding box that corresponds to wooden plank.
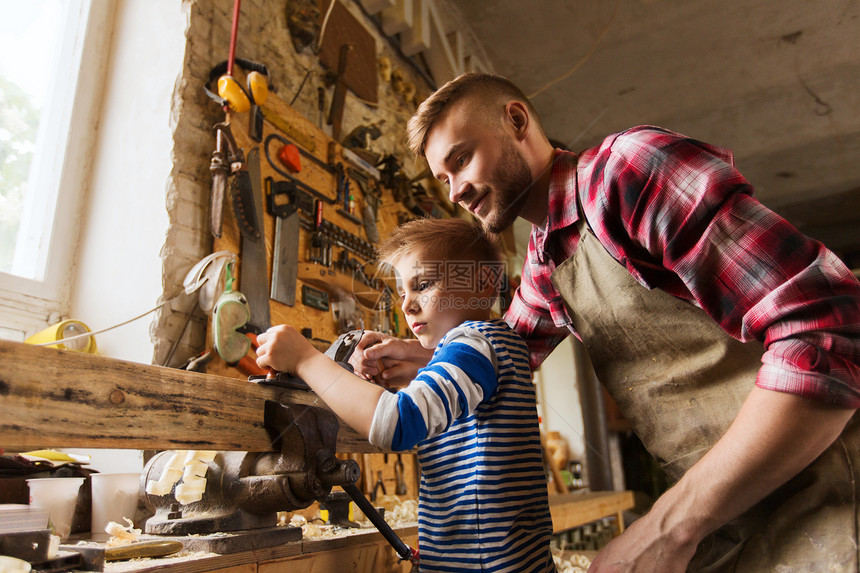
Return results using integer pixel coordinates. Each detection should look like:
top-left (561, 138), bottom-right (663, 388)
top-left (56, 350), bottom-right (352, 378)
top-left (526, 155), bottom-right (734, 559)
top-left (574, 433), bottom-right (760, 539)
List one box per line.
top-left (205, 566), bottom-right (257, 573)
top-left (359, 0), bottom-right (395, 15)
top-left (299, 526), bottom-right (417, 555)
top-left (0, 340), bottom-right (384, 453)
top-left (104, 556), bottom-right (261, 573)
top-left (353, 452), bottom-right (419, 501)
top-left (549, 490), bottom-right (635, 533)
top-left (318, 0), bottom-right (378, 103)
top-left (422, 0), bottom-right (460, 81)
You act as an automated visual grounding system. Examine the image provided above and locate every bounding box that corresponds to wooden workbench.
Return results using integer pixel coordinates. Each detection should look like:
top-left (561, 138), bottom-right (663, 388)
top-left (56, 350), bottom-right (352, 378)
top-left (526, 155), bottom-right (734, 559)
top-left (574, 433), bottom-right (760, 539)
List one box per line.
top-left (97, 525), bottom-right (420, 573)
top-left (81, 490), bottom-right (633, 572)
top-left (1, 341), bottom-right (633, 571)
top-left (0, 339), bottom-right (376, 453)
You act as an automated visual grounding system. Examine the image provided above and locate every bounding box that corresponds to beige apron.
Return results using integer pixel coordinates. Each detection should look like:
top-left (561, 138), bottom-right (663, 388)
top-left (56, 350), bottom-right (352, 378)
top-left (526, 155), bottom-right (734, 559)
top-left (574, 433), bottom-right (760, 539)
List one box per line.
top-left (550, 219), bottom-right (859, 571)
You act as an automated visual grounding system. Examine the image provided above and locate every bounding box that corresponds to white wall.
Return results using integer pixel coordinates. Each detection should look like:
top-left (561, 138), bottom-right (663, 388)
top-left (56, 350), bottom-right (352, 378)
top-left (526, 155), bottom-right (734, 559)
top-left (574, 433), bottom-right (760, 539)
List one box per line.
top-left (69, 0), bottom-right (186, 365)
top-left (534, 336), bottom-right (586, 466)
top-left (64, 0), bottom-right (186, 473)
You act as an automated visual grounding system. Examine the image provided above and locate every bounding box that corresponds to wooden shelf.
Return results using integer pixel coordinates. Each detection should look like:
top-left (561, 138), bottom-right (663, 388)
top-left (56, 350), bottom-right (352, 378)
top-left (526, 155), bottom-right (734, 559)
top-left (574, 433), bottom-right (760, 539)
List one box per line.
top-left (550, 490), bottom-right (635, 534)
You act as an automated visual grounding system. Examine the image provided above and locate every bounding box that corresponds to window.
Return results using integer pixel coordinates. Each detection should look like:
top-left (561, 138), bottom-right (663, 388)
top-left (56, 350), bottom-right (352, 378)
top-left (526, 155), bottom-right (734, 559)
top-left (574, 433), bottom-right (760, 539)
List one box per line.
top-left (0, 0), bottom-right (113, 338)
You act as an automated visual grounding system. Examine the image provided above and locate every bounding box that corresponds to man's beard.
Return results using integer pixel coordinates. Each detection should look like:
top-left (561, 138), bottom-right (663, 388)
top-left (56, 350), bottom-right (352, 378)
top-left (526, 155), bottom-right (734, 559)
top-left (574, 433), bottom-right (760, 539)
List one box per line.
top-left (479, 138), bottom-right (533, 235)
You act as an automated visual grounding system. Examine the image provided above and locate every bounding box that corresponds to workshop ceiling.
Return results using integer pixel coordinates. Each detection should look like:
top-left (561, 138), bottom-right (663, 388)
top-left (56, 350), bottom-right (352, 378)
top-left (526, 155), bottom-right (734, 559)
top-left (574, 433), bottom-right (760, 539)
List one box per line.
top-left (446, 0), bottom-right (860, 266)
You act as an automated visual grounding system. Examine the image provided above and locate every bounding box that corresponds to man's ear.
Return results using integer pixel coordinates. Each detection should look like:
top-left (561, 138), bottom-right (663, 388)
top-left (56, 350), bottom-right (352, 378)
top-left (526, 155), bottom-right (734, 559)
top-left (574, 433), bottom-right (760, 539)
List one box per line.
top-left (505, 101), bottom-right (529, 140)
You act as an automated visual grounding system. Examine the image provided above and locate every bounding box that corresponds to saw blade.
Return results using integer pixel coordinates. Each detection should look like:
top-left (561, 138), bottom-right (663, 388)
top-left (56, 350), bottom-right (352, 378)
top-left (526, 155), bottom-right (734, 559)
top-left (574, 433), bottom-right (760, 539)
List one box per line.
top-left (240, 148), bottom-right (271, 332)
top-left (271, 210), bottom-right (300, 306)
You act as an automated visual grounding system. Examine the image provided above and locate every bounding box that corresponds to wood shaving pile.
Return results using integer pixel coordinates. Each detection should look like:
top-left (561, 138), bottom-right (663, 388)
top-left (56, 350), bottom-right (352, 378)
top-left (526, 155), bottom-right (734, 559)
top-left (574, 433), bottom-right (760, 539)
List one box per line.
top-left (104, 518), bottom-right (141, 547)
top-left (380, 497), bottom-right (418, 526)
top-left (552, 551), bottom-right (592, 573)
top-left (279, 494), bottom-right (419, 541)
top-left (103, 550), bottom-right (216, 572)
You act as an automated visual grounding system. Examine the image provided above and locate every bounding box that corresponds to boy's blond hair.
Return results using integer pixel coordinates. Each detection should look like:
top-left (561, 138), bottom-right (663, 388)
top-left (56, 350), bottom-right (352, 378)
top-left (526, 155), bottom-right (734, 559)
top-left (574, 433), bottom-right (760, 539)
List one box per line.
top-left (377, 217), bottom-right (501, 265)
top-left (376, 217), bottom-right (503, 293)
top-left (406, 72), bottom-right (541, 157)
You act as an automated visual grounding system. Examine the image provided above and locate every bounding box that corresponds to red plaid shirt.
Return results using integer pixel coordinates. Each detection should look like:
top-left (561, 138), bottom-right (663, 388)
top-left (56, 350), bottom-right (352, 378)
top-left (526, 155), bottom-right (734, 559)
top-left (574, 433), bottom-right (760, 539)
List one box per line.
top-left (506, 126), bottom-right (860, 407)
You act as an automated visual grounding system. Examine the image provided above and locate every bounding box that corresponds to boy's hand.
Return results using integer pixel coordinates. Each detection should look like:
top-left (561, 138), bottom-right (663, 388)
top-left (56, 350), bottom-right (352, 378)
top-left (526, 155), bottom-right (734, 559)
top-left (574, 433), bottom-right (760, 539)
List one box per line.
top-left (349, 331), bottom-right (432, 387)
top-left (255, 325), bottom-right (318, 375)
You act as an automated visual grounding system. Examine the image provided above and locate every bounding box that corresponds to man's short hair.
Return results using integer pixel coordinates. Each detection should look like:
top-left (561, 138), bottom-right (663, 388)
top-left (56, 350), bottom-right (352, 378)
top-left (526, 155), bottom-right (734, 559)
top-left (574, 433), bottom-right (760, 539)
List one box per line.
top-left (406, 72), bottom-right (539, 157)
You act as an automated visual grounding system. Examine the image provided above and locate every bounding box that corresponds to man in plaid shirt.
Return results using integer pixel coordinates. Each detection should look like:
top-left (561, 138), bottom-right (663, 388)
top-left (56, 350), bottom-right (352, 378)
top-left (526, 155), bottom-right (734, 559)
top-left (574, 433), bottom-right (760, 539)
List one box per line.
top-left (352, 73), bottom-right (859, 571)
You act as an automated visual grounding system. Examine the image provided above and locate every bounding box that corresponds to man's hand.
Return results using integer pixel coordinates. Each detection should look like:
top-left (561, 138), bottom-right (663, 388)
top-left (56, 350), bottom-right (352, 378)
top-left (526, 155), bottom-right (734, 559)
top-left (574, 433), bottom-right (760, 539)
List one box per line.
top-left (587, 508), bottom-right (698, 572)
top-left (255, 324), bottom-right (318, 375)
top-left (589, 387), bottom-right (855, 571)
top-left (349, 331), bottom-right (433, 387)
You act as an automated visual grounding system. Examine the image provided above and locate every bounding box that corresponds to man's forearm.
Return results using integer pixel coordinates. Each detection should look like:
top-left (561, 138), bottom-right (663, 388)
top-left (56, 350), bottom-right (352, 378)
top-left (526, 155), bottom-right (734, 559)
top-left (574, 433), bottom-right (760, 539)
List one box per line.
top-left (643, 386), bottom-right (855, 548)
top-left (590, 387), bottom-right (855, 571)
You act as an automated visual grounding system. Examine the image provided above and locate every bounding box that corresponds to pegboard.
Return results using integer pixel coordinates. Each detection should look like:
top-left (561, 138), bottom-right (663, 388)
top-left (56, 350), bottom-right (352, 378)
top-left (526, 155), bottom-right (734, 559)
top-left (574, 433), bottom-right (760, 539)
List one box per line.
top-left (205, 86), bottom-right (409, 381)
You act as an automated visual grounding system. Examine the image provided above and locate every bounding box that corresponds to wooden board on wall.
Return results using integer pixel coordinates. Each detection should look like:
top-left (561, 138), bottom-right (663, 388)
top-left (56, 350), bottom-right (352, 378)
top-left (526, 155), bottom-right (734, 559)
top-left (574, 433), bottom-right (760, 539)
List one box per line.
top-left (348, 452), bottom-right (420, 501)
top-left (318, 0), bottom-right (378, 104)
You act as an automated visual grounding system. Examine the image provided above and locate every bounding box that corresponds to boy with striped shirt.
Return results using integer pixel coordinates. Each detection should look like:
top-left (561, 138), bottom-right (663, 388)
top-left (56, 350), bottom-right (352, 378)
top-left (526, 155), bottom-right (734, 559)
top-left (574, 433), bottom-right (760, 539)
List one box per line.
top-left (256, 217), bottom-right (555, 572)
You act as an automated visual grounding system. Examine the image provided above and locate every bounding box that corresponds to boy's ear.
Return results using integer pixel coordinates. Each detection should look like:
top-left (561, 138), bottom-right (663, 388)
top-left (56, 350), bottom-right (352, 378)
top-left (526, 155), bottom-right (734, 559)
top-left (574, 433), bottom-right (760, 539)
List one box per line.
top-left (505, 101), bottom-right (529, 140)
top-left (479, 280), bottom-right (500, 300)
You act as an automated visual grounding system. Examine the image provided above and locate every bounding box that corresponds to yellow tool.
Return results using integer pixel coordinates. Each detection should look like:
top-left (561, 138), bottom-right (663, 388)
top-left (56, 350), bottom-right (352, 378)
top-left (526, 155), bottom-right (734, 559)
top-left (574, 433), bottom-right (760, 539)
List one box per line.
top-left (216, 70), bottom-right (268, 113)
top-left (25, 320), bottom-right (98, 354)
top-left (204, 58), bottom-right (272, 113)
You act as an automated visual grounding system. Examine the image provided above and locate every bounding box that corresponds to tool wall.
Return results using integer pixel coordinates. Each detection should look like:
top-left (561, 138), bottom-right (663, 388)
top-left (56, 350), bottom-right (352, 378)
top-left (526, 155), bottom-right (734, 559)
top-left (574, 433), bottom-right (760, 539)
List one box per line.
top-left (203, 76), bottom-right (425, 500)
top-left (207, 85), bottom-right (410, 381)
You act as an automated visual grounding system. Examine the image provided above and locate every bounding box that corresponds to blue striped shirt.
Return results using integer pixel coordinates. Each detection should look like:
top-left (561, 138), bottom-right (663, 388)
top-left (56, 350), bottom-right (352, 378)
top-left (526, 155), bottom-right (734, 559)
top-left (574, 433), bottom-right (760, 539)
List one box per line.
top-left (370, 319), bottom-right (555, 572)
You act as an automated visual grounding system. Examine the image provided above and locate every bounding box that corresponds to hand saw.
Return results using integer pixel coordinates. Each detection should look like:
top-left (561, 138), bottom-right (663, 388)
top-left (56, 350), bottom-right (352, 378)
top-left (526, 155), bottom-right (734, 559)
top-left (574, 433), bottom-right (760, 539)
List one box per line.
top-left (237, 148), bottom-right (271, 332)
top-left (266, 177), bottom-right (300, 306)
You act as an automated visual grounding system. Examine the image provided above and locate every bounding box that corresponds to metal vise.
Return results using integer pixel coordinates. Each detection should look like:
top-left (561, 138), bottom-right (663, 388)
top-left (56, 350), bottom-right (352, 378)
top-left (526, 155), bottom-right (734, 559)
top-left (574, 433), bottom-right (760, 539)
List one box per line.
top-left (142, 402), bottom-right (359, 535)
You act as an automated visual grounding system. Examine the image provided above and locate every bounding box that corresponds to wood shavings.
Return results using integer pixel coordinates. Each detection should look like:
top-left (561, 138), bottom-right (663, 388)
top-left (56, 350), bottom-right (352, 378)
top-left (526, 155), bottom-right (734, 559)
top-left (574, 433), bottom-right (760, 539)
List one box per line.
top-left (145, 451), bottom-right (184, 496)
top-left (352, 494), bottom-right (418, 527)
top-left (278, 496), bottom-right (419, 544)
top-left (103, 550), bottom-right (217, 572)
top-left (105, 518), bottom-right (141, 546)
top-left (385, 499), bottom-right (417, 525)
top-left (301, 522), bottom-right (332, 538)
top-left (552, 552), bottom-right (592, 572)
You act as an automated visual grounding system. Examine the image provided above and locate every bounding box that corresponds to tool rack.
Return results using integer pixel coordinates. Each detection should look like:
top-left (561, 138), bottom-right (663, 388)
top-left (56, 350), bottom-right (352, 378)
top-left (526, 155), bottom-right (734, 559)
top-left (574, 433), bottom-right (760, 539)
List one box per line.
top-left (208, 82), bottom-right (407, 364)
top-left (204, 75), bottom-right (428, 509)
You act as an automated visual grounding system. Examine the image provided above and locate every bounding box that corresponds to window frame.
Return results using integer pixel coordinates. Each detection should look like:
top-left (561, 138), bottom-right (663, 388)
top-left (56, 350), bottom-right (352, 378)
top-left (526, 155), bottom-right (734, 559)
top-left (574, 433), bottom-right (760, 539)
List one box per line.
top-left (0, 0), bottom-right (116, 337)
